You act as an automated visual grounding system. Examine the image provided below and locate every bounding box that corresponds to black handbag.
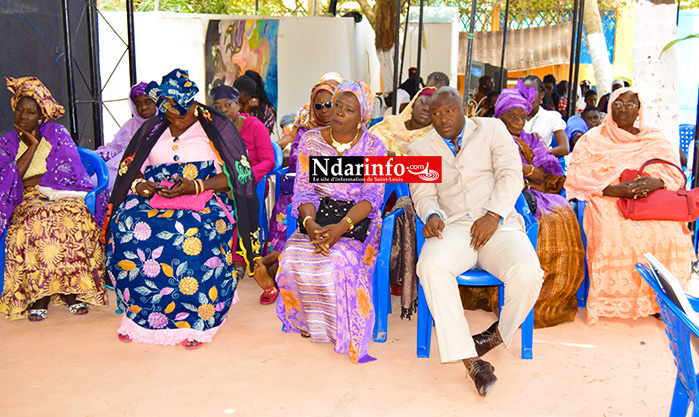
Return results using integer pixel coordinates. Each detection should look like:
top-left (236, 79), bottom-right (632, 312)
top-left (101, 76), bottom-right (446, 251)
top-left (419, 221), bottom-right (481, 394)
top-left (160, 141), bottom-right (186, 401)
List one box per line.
top-left (298, 197), bottom-right (372, 243)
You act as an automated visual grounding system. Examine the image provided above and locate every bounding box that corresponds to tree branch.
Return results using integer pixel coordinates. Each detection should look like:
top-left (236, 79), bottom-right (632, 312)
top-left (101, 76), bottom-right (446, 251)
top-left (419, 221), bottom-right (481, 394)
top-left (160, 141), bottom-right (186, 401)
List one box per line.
top-left (356, 0), bottom-right (376, 27)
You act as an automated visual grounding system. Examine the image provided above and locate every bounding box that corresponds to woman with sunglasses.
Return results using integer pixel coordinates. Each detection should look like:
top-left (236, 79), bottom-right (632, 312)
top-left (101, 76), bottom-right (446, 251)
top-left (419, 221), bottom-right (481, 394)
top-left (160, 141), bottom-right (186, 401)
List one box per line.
top-left (254, 81), bottom-right (338, 305)
top-left (566, 88), bottom-right (695, 325)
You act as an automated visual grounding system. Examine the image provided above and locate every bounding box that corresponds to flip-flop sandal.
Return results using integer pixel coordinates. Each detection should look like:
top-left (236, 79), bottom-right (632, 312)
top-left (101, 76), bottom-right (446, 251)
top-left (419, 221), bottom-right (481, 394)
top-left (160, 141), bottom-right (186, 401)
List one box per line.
top-left (28, 309), bottom-right (47, 322)
top-left (300, 330), bottom-right (311, 338)
top-left (68, 303), bottom-right (89, 315)
top-left (234, 266), bottom-right (247, 279)
top-left (259, 286), bottom-right (279, 305)
top-left (117, 333), bottom-right (133, 343)
top-left (182, 340), bottom-right (204, 350)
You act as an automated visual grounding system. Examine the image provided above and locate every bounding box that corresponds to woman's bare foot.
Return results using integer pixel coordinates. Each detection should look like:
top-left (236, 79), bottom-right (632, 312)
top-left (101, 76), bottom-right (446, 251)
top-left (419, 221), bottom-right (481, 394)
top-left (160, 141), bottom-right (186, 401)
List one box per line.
top-left (260, 251), bottom-right (280, 268)
top-left (254, 259), bottom-right (276, 290)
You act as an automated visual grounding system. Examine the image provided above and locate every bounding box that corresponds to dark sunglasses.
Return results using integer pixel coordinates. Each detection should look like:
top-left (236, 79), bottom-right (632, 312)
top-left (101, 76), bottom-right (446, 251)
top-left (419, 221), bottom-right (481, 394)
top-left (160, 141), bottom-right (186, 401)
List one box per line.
top-left (314, 101), bottom-right (332, 111)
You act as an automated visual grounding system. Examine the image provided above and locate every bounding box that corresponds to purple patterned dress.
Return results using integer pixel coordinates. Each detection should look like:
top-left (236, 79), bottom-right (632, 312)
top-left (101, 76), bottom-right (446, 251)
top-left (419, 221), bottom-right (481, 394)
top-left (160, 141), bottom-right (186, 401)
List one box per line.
top-left (275, 128), bottom-right (386, 364)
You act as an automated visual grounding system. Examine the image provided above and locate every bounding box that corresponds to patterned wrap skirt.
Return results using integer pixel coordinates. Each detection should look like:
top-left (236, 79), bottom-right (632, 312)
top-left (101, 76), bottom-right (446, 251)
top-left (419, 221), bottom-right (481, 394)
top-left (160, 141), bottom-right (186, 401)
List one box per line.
top-left (106, 161), bottom-right (238, 345)
top-left (0, 188), bottom-right (107, 319)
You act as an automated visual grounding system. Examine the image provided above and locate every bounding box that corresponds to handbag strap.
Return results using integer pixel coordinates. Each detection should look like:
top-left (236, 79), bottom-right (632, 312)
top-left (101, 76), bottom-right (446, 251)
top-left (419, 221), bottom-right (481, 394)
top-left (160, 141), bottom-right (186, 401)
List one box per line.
top-left (637, 158), bottom-right (687, 189)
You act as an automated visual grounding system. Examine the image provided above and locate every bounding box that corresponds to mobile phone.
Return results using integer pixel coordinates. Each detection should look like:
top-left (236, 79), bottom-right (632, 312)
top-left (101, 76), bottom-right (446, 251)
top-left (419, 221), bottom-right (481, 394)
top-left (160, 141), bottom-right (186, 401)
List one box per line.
top-left (153, 185), bottom-right (168, 190)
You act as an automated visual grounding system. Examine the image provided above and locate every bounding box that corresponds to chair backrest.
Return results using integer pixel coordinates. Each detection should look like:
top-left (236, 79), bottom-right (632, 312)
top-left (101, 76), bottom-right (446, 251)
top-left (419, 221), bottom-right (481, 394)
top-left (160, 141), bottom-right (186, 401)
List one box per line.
top-left (636, 262), bottom-right (699, 404)
top-left (271, 140), bottom-right (283, 171)
top-left (77, 147), bottom-right (109, 216)
top-left (679, 124), bottom-right (695, 167)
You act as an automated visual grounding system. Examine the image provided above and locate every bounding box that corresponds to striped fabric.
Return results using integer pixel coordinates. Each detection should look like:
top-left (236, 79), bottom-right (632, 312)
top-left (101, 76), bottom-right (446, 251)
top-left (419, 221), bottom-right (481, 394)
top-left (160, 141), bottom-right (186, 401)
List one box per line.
top-left (458, 22), bottom-right (572, 72)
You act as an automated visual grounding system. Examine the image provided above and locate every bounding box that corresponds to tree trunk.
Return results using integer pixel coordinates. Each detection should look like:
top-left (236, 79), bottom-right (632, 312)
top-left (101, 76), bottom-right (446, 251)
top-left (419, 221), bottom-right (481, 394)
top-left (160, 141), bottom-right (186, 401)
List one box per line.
top-left (583, 0), bottom-right (613, 97)
top-left (376, 47), bottom-right (395, 95)
top-left (358, 0), bottom-right (400, 93)
top-left (633, 0), bottom-right (678, 151)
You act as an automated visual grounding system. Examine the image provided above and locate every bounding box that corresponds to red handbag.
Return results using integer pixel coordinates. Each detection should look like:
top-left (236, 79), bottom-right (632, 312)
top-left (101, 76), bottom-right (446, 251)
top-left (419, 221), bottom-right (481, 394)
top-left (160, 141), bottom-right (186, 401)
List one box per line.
top-left (616, 158), bottom-right (699, 221)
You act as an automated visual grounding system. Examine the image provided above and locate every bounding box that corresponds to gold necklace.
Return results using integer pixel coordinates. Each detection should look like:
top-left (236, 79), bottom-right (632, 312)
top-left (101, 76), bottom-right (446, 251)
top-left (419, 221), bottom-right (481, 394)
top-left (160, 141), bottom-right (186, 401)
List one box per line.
top-left (329, 128), bottom-right (359, 153)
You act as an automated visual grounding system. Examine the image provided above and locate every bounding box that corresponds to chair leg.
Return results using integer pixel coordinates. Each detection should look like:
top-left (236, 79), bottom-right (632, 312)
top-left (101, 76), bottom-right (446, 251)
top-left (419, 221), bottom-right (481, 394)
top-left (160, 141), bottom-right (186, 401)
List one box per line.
top-left (670, 374), bottom-right (691, 417)
top-left (372, 264), bottom-right (388, 343)
top-left (416, 280), bottom-right (433, 358)
top-left (521, 307), bottom-right (534, 360)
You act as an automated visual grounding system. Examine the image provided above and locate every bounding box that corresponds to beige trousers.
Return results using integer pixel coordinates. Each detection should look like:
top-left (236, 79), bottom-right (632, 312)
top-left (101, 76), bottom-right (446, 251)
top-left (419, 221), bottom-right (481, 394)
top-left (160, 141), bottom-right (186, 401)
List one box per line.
top-left (416, 216), bottom-right (543, 363)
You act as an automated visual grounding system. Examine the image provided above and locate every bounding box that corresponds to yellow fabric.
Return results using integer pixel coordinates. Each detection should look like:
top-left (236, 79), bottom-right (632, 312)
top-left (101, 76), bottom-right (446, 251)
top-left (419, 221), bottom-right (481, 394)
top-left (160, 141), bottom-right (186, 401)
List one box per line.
top-left (369, 87), bottom-right (434, 155)
top-left (16, 138), bottom-right (52, 179)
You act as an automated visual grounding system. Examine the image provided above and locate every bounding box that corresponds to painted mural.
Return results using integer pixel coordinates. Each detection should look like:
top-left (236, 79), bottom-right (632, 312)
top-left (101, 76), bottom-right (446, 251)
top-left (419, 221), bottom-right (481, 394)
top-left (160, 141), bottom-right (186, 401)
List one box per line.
top-left (205, 19), bottom-right (279, 108)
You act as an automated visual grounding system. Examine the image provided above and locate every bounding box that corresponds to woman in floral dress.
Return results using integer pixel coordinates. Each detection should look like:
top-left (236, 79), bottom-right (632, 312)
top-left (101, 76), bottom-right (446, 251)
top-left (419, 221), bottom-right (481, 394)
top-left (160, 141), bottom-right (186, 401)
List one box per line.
top-left (104, 69), bottom-right (260, 348)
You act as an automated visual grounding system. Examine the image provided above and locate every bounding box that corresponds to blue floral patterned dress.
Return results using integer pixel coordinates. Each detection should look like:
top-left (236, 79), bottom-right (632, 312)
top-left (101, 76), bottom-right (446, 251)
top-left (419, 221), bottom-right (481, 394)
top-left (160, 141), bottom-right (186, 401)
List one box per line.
top-left (106, 160), bottom-right (238, 345)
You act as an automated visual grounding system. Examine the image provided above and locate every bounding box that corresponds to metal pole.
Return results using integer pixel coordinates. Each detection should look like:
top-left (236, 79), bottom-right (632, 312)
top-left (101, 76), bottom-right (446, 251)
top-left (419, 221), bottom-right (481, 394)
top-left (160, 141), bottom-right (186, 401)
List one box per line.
top-left (416, 0), bottom-right (424, 90)
top-left (463, 0), bottom-right (478, 102)
top-left (566, 0), bottom-right (580, 112)
top-left (399, 1), bottom-right (410, 84)
top-left (569, 0), bottom-right (585, 119)
top-left (86, 0), bottom-right (104, 148)
top-left (497, 0), bottom-right (510, 91)
top-left (61, 0), bottom-right (79, 141)
top-left (392, 0), bottom-right (402, 115)
top-left (126, 0), bottom-right (137, 85)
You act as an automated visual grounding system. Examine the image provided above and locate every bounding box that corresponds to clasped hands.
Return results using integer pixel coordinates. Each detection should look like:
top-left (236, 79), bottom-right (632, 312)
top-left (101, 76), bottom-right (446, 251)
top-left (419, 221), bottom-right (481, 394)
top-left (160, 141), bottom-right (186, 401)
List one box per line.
top-left (423, 212), bottom-right (500, 251)
top-left (605, 176), bottom-right (665, 199)
top-left (135, 178), bottom-right (198, 199)
top-left (306, 219), bottom-right (349, 257)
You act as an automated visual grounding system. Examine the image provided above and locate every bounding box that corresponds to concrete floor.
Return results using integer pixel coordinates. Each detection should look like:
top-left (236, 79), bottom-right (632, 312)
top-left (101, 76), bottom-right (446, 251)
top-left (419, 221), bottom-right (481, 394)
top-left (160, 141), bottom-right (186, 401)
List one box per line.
top-left (0, 277), bottom-right (680, 417)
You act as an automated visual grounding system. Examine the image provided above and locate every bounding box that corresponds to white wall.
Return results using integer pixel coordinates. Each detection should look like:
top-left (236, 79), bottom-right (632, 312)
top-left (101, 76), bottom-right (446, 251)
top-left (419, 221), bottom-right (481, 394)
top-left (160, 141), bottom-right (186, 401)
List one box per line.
top-left (401, 21), bottom-right (459, 88)
top-left (99, 12), bottom-right (381, 142)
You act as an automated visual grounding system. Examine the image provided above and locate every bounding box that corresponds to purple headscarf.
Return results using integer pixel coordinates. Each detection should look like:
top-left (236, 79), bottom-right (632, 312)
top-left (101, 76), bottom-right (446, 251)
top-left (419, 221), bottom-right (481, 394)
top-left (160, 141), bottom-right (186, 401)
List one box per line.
top-left (96, 82), bottom-right (155, 187)
top-left (493, 79), bottom-right (537, 118)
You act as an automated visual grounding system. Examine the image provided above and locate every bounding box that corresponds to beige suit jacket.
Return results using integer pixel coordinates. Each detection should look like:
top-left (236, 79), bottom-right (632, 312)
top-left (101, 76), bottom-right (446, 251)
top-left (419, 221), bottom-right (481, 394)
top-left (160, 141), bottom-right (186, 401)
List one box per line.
top-left (407, 117), bottom-right (524, 226)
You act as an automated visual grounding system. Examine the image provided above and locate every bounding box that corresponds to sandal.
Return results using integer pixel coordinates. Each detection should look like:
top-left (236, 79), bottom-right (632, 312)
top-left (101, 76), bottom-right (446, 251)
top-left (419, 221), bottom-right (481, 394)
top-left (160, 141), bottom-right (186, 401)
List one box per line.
top-left (300, 330), bottom-right (311, 338)
top-left (234, 266), bottom-right (247, 280)
top-left (117, 333), bottom-right (133, 343)
top-left (260, 286), bottom-right (279, 305)
top-left (68, 303), bottom-right (89, 315)
top-left (28, 309), bottom-right (47, 322)
top-left (182, 340), bottom-right (203, 350)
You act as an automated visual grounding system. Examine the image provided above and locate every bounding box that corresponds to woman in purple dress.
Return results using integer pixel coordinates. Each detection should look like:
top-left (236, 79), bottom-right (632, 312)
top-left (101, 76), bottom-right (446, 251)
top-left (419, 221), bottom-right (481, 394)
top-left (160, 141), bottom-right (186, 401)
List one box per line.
top-left (275, 80), bottom-right (386, 363)
top-left (254, 81), bottom-right (338, 305)
top-left (0, 76), bottom-right (107, 321)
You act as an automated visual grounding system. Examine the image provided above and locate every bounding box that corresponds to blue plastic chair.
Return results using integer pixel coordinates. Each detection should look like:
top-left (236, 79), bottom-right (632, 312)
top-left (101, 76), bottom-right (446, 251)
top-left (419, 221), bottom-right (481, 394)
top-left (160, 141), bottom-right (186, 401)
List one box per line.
top-left (285, 182), bottom-right (409, 342)
top-left (415, 193), bottom-right (538, 359)
top-left (256, 140), bottom-right (284, 243)
top-left (575, 200), bottom-right (589, 308)
top-left (1, 146), bottom-right (108, 292)
top-left (636, 262), bottom-right (699, 417)
top-left (680, 124), bottom-right (695, 185)
top-left (77, 146), bottom-right (109, 216)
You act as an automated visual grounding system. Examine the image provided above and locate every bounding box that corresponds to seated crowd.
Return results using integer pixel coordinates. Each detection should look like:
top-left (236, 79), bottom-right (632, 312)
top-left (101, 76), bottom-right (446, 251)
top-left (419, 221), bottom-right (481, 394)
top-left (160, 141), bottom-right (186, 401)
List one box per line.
top-left (0, 67), bottom-right (694, 397)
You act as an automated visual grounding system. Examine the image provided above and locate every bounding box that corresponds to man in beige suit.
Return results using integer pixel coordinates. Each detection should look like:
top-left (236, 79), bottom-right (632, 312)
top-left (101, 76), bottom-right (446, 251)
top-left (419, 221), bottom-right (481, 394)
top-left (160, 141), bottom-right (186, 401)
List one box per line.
top-left (408, 87), bottom-right (543, 397)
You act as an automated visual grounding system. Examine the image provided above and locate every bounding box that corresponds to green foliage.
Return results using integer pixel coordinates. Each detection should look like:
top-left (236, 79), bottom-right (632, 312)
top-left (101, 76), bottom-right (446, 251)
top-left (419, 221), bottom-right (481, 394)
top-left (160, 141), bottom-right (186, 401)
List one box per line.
top-left (98, 0), bottom-right (294, 15)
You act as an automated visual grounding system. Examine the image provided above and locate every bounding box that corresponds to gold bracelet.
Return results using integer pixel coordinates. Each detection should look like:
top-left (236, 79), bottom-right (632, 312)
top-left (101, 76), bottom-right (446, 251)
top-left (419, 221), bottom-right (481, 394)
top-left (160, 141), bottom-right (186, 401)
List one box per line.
top-left (192, 179), bottom-right (200, 195)
top-left (196, 179), bottom-right (205, 194)
top-left (524, 164), bottom-right (534, 177)
top-left (343, 216), bottom-right (354, 231)
top-left (131, 178), bottom-right (146, 194)
top-left (661, 179), bottom-right (667, 190)
top-left (303, 215), bottom-right (313, 229)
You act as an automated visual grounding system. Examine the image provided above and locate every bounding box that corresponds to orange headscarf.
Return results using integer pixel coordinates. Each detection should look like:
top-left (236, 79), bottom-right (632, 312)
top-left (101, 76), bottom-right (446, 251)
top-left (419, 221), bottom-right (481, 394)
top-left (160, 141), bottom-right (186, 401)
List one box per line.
top-left (565, 87), bottom-right (684, 200)
top-left (6, 76), bottom-right (65, 122)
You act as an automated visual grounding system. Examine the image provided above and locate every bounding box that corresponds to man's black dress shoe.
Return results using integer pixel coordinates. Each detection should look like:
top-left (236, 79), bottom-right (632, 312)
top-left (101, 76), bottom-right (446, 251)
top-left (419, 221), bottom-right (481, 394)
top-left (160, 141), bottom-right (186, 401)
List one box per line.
top-left (467, 359), bottom-right (497, 397)
top-left (472, 321), bottom-right (503, 358)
